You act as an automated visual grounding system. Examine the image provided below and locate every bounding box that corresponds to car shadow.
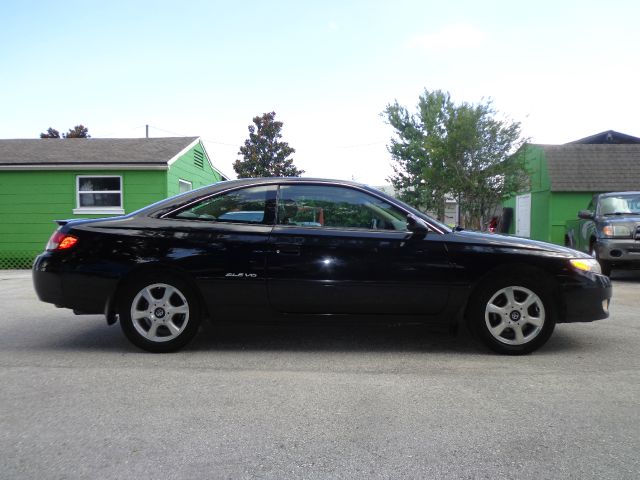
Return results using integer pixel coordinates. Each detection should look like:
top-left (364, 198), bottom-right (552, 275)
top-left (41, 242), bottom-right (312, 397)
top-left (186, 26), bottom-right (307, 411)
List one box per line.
top-left (190, 320), bottom-right (599, 356)
top-left (609, 270), bottom-right (640, 283)
top-left (20, 316), bottom-right (598, 356)
top-left (17, 317), bottom-right (481, 355)
top-left (190, 321), bottom-right (481, 354)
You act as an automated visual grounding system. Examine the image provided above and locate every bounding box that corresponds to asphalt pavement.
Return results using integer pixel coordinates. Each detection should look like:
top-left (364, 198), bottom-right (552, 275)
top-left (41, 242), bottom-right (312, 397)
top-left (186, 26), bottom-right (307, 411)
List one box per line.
top-left (1, 269), bottom-right (639, 479)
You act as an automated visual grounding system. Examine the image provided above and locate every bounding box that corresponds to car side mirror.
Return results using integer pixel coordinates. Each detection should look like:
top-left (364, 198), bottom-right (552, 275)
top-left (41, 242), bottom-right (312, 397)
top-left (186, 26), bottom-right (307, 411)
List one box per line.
top-left (578, 210), bottom-right (595, 220)
top-left (407, 213), bottom-right (429, 236)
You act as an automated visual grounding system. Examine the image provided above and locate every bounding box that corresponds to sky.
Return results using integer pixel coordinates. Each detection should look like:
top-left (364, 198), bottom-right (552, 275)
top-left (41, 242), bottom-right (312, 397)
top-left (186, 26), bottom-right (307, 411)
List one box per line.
top-left (1, 0), bottom-right (639, 185)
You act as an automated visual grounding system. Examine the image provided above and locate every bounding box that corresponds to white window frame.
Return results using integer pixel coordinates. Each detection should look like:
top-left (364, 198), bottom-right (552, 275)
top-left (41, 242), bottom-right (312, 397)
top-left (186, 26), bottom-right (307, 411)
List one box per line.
top-left (73, 175), bottom-right (124, 215)
top-left (178, 179), bottom-right (193, 193)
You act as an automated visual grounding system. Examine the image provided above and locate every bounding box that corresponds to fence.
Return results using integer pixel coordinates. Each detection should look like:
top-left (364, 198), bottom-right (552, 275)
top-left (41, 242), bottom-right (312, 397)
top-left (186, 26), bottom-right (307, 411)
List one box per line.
top-left (0, 252), bottom-right (37, 269)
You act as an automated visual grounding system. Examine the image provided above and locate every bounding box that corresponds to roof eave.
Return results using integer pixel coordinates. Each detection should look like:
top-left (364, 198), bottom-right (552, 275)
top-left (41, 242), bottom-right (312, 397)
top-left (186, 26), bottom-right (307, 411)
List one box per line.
top-left (0, 163), bottom-right (169, 171)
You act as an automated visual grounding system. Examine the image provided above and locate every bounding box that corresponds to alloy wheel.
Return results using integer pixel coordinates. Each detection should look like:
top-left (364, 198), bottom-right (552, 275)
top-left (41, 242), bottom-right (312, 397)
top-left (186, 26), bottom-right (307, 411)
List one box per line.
top-left (484, 286), bottom-right (545, 346)
top-left (130, 283), bottom-right (190, 342)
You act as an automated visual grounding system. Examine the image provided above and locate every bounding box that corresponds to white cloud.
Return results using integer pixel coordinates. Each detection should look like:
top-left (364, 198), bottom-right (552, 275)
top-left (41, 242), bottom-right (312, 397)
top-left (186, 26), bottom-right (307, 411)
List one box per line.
top-left (328, 21), bottom-right (338, 31)
top-left (407, 23), bottom-right (487, 51)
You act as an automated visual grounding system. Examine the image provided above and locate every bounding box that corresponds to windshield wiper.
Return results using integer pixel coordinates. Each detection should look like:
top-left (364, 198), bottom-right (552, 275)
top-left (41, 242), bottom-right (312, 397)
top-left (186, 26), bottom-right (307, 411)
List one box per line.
top-left (603, 212), bottom-right (632, 216)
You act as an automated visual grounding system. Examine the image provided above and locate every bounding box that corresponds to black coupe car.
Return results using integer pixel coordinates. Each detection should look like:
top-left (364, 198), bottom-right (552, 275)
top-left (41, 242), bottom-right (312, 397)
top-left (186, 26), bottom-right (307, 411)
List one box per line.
top-left (33, 178), bottom-right (612, 354)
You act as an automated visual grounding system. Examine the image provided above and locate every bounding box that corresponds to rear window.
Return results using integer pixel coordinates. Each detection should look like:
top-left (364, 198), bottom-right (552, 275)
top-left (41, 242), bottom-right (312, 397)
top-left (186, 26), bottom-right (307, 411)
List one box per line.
top-left (172, 186), bottom-right (276, 224)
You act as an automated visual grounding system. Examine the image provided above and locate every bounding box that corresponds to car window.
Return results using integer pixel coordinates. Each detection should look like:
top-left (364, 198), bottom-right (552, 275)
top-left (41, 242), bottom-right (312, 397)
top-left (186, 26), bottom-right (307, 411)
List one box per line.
top-left (277, 185), bottom-right (408, 231)
top-left (599, 194), bottom-right (640, 215)
top-left (172, 186), bottom-right (276, 224)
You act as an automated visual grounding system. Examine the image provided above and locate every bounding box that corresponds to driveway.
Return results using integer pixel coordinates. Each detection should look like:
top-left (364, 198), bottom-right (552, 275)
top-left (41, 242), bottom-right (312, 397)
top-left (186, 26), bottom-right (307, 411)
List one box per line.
top-left (1, 270), bottom-right (639, 479)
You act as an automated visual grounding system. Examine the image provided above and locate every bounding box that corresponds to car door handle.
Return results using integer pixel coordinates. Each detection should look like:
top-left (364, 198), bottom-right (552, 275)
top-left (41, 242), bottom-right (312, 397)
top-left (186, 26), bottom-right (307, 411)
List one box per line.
top-left (275, 244), bottom-right (301, 255)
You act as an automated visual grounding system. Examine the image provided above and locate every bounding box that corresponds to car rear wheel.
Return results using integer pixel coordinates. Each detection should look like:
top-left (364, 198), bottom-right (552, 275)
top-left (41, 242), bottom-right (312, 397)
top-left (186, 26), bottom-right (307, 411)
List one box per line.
top-left (468, 276), bottom-right (556, 355)
top-left (119, 274), bottom-right (201, 353)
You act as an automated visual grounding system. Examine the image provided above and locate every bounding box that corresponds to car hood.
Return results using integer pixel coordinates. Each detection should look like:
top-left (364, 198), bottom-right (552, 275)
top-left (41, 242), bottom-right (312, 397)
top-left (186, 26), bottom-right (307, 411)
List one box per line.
top-left (447, 230), bottom-right (590, 258)
top-left (600, 215), bottom-right (640, 224)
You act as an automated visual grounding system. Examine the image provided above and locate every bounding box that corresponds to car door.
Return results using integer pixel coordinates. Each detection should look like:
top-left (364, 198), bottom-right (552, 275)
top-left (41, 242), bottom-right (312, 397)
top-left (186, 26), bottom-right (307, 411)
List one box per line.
top-left (266, 183), bottom-right (452, 315)
top-left (162, 184), bottom-right (277, 316)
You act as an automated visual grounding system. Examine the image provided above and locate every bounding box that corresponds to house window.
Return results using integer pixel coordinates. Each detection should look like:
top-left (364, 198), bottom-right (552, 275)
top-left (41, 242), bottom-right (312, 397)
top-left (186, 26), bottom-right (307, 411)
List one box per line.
top-left (179, 179), bottom-right (193, 193)
top-left (73, 175), bottom-right (124, 215)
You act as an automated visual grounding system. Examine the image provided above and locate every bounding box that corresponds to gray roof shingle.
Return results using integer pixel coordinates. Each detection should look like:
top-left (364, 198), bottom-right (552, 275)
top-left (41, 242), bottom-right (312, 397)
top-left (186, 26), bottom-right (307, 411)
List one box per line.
top-left (0, 137), bottom-right (199, 166)
top-left (568, 130), bottom-right (640, 144)
top-left (538, 144), bottom-right (640, 192)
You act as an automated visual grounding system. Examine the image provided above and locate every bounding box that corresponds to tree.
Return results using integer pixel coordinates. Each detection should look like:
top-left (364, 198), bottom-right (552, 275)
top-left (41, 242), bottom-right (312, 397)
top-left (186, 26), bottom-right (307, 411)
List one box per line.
top-left (234, 112), bottom-right (303, 178)
top-left (39, 125), bottom-right (90, 139)
top-left (384, 90), bottom-right (528, 228)
top-left (64, 125), bottom-right (90, 138)
top-left (40, 128), bottom-right (60, 138)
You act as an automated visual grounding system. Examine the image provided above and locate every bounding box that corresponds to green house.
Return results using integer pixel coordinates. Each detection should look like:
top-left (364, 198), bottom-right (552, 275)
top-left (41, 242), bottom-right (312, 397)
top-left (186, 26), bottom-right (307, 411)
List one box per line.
top-left (503, 131), bottom-right (640, 245)
top-left (0, 137), bottom-right (227, 268)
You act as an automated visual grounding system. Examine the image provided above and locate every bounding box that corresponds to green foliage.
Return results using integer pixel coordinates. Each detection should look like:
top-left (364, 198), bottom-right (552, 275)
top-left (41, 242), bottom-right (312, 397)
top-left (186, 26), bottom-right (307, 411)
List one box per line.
top-left (39, 125), bottom-right (90, 139)
top-left (64, 125), bottom-right (90, 138)
top-left (234, 112), bottom-right (303, 178)
top-left (384, 90), bottom-right (527, 228)
top-left (40, 128), bottom-right (60, 138)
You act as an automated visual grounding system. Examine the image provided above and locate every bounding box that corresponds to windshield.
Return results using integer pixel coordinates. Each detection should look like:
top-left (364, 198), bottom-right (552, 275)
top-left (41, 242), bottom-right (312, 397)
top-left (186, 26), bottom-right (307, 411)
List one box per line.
top-left (599, 194), bottom-right (640, 215)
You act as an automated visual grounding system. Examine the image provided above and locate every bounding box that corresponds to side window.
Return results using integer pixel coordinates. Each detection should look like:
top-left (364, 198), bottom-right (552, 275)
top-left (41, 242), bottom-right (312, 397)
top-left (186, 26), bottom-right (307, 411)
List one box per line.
top-left (173, 186), bottom-right (276, 224)
top-left (178, 179), bottom-right (192, 193)
top-left (277, 185), bottom-right (407, 231)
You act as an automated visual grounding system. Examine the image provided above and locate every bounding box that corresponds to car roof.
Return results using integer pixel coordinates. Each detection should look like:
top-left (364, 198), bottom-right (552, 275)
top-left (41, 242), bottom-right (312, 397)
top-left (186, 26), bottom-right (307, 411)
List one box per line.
top-left (211, 177), bottom-right (369, 187)
top-left (599, 191), bottom-right (640, 197)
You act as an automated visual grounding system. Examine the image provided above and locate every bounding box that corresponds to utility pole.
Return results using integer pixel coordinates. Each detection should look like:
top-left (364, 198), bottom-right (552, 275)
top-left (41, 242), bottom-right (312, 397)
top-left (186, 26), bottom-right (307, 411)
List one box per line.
top-left (145, 125), bottom-right (149, 138)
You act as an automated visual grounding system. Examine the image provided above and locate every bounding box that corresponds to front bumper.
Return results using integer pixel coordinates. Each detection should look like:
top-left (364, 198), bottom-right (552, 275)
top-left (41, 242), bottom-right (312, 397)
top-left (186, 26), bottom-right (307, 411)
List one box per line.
top-left (596, 238), bottom-right (640, 264)
top-left (560, 272), bottom-right (612, 323)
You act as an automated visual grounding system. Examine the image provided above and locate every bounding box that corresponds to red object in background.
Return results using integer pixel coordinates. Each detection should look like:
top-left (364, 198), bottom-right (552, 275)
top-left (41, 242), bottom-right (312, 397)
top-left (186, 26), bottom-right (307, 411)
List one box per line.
top-left (488, 217), bottom-right (498, 233)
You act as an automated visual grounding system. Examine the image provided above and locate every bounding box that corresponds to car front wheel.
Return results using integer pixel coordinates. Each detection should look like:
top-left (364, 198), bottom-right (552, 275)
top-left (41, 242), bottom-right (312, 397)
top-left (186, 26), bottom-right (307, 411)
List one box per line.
top-left (118, 274), bottom-right (201, 353)
top-left (468, 276), bottom-right (556, 355)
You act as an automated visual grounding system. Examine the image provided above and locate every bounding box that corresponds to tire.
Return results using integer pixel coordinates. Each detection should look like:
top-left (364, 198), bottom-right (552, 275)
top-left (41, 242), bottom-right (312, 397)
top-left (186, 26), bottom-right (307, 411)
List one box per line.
top-left (467, 274), bottom-right (556, 355)
top-left (590, 242), bottom-right (612, 277)
top-left (118, 273), bottom-right (201, 353)
top-left (564, 234), bottom-right (573, 248)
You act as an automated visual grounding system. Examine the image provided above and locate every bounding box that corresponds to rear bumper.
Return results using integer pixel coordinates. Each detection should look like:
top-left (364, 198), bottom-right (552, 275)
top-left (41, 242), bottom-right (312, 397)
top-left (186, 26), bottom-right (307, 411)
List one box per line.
top-left (560, 273), bottom-right (612, 323)
top-left (33, 252), bottom-right (118, 314)
top-left (32, 256), bottom-right (64, 305)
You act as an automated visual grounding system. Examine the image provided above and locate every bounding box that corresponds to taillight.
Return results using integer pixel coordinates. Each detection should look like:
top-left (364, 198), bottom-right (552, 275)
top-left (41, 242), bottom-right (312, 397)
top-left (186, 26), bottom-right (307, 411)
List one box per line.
top-left (46, 231), bottom-right (79, 251)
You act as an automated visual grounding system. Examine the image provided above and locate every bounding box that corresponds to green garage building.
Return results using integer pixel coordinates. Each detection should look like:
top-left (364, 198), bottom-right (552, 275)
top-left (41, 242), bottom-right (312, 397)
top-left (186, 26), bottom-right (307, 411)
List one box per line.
top-left (0, 137), bottom-right (227, 268)
top-left (503, 131), bottom-right (640, 245)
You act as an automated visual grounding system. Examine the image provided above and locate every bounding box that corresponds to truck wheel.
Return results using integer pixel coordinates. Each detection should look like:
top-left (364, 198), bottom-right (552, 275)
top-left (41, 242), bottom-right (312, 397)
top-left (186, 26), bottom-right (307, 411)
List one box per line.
top-left (564, 234), bottom-right (573, 248)
top-left (590, 243), bottom-right (612, 277)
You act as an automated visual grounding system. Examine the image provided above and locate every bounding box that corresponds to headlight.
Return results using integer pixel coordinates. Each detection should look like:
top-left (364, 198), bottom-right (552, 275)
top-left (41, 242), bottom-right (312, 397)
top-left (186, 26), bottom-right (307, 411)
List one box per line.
top-left (602, 225), bottom-right (631, 237)
top-left (569, 258), bottom-right (602, 274)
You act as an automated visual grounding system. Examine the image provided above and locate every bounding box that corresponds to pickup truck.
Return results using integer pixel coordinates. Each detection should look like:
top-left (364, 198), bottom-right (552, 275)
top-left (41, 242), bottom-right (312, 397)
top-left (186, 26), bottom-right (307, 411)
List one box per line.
top-left (565, 191), bottom-right (640, 276)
